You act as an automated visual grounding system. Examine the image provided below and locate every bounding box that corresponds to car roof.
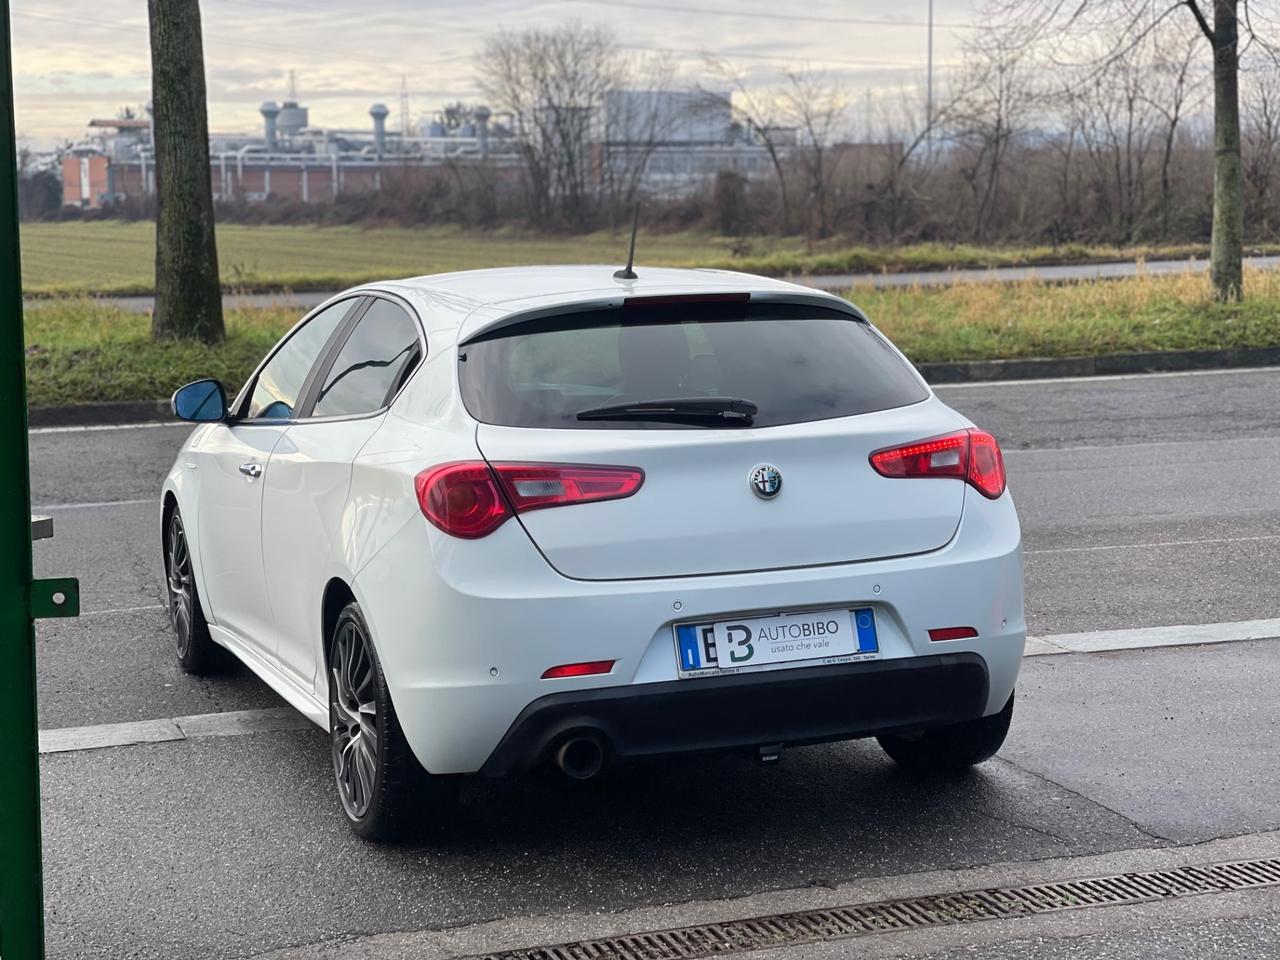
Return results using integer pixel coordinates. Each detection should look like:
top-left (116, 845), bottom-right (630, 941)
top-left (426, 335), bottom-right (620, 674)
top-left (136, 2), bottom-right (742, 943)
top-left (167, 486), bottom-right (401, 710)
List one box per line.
top-left (355, 265), bottom-right (860, 343)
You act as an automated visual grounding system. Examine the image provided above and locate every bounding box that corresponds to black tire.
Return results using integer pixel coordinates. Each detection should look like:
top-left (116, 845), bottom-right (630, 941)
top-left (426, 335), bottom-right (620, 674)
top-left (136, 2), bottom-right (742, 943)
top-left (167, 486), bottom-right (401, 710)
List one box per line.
top-left (328, 602), bottom-right (456, 841)
top-left (877, 693), bottom-right (1014, 773)
top-left (165, 509), bottom-right (223, 675)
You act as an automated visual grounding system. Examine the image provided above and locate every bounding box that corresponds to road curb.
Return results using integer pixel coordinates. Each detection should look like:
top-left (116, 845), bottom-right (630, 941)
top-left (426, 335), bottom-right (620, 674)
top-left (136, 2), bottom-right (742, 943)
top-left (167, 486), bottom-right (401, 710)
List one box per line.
top-left (26, 346), bottom-right (1280, 428)
top-left (28, 399), bottom-right (170, 428)
top-left (917, 345), bottom-right (1280, 383)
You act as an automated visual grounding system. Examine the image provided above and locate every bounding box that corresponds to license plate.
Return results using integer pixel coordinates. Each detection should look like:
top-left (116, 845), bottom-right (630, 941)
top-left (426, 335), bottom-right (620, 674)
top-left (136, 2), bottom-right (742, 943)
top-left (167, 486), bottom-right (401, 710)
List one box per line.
top-left (674, 607), bottom-right (879, 678)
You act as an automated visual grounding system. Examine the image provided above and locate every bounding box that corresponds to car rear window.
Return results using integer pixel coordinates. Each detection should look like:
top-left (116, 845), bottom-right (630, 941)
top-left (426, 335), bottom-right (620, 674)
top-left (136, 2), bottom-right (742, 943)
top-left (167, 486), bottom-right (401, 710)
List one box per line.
top-left (458, 302), bottom-right (928, 429)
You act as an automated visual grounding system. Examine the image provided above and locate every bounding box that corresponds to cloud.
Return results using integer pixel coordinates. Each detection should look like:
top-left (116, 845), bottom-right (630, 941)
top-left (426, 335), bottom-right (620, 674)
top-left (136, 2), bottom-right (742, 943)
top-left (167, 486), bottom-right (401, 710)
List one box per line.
top-left (13, 0), bottom-right (977, 145)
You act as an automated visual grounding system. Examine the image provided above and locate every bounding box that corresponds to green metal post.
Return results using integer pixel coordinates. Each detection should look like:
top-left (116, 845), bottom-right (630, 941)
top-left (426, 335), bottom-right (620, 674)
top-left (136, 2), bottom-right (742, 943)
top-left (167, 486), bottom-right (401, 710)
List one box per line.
top-left (0, 4), bottom-right (78, 957)
top-left (0, 0), bottom-right (43, 953)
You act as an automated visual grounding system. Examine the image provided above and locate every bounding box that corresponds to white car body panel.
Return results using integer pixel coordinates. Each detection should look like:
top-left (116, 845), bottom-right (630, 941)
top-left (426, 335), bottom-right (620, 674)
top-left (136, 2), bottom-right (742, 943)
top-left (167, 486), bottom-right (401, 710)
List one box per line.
top-left (192, 422), bottom-right (290, 652)
top-left (162, 265), bottom-right (1026, 777)
top-left (475, 398), bottom-right (968, 580)
top-left (261, 414), bottom-right (386, 687)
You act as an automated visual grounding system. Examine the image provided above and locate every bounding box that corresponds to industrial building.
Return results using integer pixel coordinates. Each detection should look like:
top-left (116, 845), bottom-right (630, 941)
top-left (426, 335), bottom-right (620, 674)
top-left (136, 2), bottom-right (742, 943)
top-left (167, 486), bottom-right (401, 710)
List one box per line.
top-left (62, 83), bottom-right (792, 209)
top-left (595, 89), bottom-right (783, 194)
top-left (63, 82), bottom-right (520, 209)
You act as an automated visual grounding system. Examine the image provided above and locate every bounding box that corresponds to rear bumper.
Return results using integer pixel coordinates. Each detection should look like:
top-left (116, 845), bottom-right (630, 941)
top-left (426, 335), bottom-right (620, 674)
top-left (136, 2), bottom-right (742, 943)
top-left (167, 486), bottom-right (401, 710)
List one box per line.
top-left (481, 652), bottom-right (988, 776)
top-left (354, 486), bottom-right (1023, 775)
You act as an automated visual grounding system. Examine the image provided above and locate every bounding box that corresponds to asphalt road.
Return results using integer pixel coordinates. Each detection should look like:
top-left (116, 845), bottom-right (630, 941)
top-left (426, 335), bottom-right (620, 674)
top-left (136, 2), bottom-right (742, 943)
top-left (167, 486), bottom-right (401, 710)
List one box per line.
top-left (28, 366), bottom-right (1280, 960)
top-left (28, 252), bottom-right (1280, 315)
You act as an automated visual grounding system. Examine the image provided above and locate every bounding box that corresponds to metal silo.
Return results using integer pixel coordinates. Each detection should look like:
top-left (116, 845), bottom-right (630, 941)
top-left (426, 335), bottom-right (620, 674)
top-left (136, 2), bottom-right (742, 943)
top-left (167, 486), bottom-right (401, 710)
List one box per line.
top-left (277, 99), bottom-right (308, 138)
top-left (260, 101), bottom-right (280, 150)
top-left (369, 103), bottom-right (390, 154)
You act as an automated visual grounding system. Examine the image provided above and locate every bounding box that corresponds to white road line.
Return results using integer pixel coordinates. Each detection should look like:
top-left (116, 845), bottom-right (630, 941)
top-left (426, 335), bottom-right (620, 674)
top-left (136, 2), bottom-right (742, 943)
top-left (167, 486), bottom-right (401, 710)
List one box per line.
top-left (933, 365), bottom-right (1280, 389)
top-left (29, 420), bottom-right (183, 435)
top-left (38, 707), bottom-right (312, 755)
top-left (36, 617), bottom-right (1280, 755)
top-left (78, 603), bottom-right (167, 617)
top-left (1025, 534), bottom-right (1280, 556)
top-left (1025, 617), bottom-right (1280, 657)
top-left (32, 497), bottom-right (153, 511)
top-left (1006, 435), bottom-right (1280, 457)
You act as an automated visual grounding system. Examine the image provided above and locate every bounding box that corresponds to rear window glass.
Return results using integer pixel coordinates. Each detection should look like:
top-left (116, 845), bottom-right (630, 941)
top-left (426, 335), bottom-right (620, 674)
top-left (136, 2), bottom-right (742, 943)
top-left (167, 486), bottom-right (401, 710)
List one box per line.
top-left (458, 302), bottom-right (927, 429)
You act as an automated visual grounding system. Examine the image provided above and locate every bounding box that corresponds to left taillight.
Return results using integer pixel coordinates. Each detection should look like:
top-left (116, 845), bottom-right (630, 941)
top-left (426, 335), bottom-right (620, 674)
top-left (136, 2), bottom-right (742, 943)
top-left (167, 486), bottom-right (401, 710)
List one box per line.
top-left (414, 462), bottom-right (511, 539)
top-left (869, 428), bottom-right (1007, 499)
top-left (414, 461), bottom-right (644, 539)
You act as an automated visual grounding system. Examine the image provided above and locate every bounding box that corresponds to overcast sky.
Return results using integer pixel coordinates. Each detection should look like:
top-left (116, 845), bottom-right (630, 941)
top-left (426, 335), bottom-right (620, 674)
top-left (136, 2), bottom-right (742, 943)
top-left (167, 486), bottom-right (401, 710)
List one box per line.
top-left (12, 0), bottom-right (983, 147)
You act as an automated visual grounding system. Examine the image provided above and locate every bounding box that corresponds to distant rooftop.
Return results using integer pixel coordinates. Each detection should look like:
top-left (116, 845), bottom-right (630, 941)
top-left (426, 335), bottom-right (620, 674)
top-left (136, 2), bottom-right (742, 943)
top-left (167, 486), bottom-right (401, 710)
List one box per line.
top-left (88, 118), bottom-right (150, 131)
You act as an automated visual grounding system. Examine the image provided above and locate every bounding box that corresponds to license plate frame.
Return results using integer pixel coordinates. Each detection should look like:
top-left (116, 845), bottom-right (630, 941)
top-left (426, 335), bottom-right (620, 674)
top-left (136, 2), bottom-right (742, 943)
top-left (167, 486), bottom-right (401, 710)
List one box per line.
top-left (673, 606), bottom-right (880, 678)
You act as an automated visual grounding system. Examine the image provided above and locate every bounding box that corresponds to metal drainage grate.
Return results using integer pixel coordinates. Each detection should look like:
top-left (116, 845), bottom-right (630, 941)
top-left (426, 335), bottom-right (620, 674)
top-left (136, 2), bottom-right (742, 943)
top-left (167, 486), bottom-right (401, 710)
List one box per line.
top-left (468, 857), bottom-right (1280, 960)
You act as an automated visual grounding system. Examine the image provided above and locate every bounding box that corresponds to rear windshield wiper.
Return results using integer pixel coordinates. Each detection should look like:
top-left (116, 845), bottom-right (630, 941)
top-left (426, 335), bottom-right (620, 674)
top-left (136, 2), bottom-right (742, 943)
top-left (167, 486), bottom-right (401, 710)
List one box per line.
top-left (576, 397), bottom-right (758, 427)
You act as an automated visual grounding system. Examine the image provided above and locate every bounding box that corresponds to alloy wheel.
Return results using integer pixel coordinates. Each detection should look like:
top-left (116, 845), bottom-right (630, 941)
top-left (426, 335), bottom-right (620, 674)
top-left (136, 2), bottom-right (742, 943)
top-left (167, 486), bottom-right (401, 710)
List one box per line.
top-left (330, 619), bottom-right (380, 820)
top-left (167, 515), bottom-right (194, 656)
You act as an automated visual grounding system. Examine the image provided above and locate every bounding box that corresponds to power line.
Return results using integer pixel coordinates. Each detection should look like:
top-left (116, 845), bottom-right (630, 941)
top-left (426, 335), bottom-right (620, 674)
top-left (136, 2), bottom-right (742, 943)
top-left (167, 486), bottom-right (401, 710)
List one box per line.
top-left (563, 0), bottom-right (979, 29)
top-left (621, 43), bottom-right (932, 69)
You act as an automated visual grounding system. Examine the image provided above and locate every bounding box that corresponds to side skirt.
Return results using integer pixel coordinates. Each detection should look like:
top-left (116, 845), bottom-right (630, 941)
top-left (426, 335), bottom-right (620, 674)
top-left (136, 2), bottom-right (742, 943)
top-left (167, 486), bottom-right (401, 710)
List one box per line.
top-left (208, 625), bottom-right (328, 729)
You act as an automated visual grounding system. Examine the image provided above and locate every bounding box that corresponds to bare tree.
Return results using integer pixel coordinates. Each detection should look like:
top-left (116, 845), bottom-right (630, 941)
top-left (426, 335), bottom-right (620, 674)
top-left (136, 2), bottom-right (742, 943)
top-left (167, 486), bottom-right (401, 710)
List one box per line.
top-left (1243, 62), bottom-right (1280, 237)
top-left (595, 60), bottom-right (694, 223)
top-left (987, 0), bottom-right (1271, 300)
top-left (147, 0), bottom-right (223, 342)
top-left (1143, 27), bottom-right (1205, 238)
top-left (951, 27), bottom-right (1039, 242)
top-left (777, 68), bottom-right (848, 239)
top-left (862, 83), bottom-right (967, 243)
top-left (478, 23), bottom-right (624, 230)
top-left (1068, 39), bottom-right (1161, 242)
top-left (1043, 80), bottom-right (1085, 245)
top-left (702, 59), bottom-right (797, 233)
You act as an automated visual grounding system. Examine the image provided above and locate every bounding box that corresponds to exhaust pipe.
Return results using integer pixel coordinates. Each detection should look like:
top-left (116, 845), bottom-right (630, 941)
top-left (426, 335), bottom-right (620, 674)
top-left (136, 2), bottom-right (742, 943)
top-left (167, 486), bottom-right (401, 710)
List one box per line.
top-left (555, 735), bottom-right (606, 780)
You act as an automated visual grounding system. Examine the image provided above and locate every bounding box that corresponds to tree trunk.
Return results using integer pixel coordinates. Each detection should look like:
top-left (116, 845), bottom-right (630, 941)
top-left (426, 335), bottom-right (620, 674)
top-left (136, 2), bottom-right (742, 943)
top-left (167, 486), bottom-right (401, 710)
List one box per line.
top-left (1210, 0), bottom-right (1244, 301)
top-left (148, 0), bottom-right (224, 342)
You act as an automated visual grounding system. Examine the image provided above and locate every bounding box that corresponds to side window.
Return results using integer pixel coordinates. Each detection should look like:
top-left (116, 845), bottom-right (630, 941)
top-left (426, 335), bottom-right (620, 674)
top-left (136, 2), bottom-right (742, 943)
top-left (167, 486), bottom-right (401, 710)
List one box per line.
top-left (310, 299), bottom-right (421, 418)
top-left (246, 301), bottom-right (353, 419)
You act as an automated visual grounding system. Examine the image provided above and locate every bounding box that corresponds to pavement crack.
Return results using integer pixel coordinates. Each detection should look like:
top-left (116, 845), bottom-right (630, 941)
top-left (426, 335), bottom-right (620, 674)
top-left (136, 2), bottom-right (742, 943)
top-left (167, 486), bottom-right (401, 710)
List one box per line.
top-left (970, 805), bottom-right (1074, 845)
top-left (995, 756), bottom-right (1174, 846)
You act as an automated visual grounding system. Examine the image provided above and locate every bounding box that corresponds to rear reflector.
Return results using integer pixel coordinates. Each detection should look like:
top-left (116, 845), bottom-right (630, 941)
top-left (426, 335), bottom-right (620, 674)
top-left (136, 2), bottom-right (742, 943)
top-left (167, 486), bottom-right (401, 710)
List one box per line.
top-left (928, 627), bottom-right (979, 642)
top-left (415, 461), bottom-right (644, 539)
top-left (869, 428), bottom-right (1007, 499)
top-left (542, 660), bottom-right (616, 679)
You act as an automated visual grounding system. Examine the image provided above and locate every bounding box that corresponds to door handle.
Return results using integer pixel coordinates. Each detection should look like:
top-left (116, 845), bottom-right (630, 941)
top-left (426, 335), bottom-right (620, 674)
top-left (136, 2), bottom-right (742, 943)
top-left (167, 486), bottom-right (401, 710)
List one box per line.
top-left (238, 461), bottom-right (263, 479)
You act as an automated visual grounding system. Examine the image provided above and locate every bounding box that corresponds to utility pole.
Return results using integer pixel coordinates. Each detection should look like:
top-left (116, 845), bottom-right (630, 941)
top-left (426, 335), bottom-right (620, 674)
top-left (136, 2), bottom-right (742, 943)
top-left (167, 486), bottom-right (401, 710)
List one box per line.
top-left (926, 0), bottom-right (934, 134)
top-left (400, 75), bottom-right (411, 137)
top-left (0, 3), bottom-right (79, 958)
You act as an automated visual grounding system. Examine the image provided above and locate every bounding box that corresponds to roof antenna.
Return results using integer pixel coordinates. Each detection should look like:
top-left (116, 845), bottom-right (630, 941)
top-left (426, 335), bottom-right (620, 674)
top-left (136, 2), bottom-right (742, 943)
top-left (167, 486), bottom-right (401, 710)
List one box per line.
top-left (613, 204), bottom-right (640, 280)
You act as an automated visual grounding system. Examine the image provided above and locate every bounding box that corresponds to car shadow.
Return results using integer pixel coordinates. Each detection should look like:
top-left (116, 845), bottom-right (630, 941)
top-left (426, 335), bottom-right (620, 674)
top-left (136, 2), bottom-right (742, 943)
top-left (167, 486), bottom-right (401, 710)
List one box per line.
top-left (387, 740), bottom-right (1077, 897)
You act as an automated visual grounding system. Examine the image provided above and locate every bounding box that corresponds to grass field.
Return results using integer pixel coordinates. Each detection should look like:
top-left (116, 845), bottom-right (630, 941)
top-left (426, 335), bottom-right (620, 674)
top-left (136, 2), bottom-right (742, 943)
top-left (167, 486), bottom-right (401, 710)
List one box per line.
top-left (852, 269), bottom-right (1280, 362)
top-left (21, 220), bottom-right (1275, 296)
top-left (20, 223), bottom-right (775, 295)
top-left (24, 269), bottom-right (1280, 407)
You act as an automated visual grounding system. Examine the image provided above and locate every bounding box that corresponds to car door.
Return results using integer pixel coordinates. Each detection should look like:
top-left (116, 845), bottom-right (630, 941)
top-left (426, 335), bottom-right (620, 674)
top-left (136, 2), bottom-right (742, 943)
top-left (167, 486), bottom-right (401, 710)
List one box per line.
top-left (261, 295), bottom-right (425, 690)
top-left (194, 297), bottom-right (362, 652)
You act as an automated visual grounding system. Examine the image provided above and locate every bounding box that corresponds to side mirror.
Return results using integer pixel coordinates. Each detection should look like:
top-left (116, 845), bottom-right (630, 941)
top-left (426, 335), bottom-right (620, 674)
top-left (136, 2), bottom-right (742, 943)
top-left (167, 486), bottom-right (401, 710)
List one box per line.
top-left (171, 379), bottom-right (228, 422)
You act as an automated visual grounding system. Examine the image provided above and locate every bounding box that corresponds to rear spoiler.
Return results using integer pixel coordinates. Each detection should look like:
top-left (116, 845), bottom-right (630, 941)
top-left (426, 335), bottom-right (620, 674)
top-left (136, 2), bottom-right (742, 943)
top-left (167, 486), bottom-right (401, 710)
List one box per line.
top-left (457, 290), bottom-right (867, 346)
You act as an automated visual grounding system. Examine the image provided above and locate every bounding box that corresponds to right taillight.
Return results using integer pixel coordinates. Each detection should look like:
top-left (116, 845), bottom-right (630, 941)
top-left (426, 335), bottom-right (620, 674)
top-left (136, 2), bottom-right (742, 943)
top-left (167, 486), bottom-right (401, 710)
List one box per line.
top-left (869, 428), bottom-right (1007, 499)
top-left (414, 461), bottom-right (644, 539)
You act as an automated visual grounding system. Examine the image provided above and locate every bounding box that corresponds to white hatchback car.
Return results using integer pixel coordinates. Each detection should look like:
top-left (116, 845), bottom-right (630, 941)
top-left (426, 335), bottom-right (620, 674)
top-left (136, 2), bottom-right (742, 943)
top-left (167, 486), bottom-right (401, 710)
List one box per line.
top-left (163, 266), bottom-right (1025, 840)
